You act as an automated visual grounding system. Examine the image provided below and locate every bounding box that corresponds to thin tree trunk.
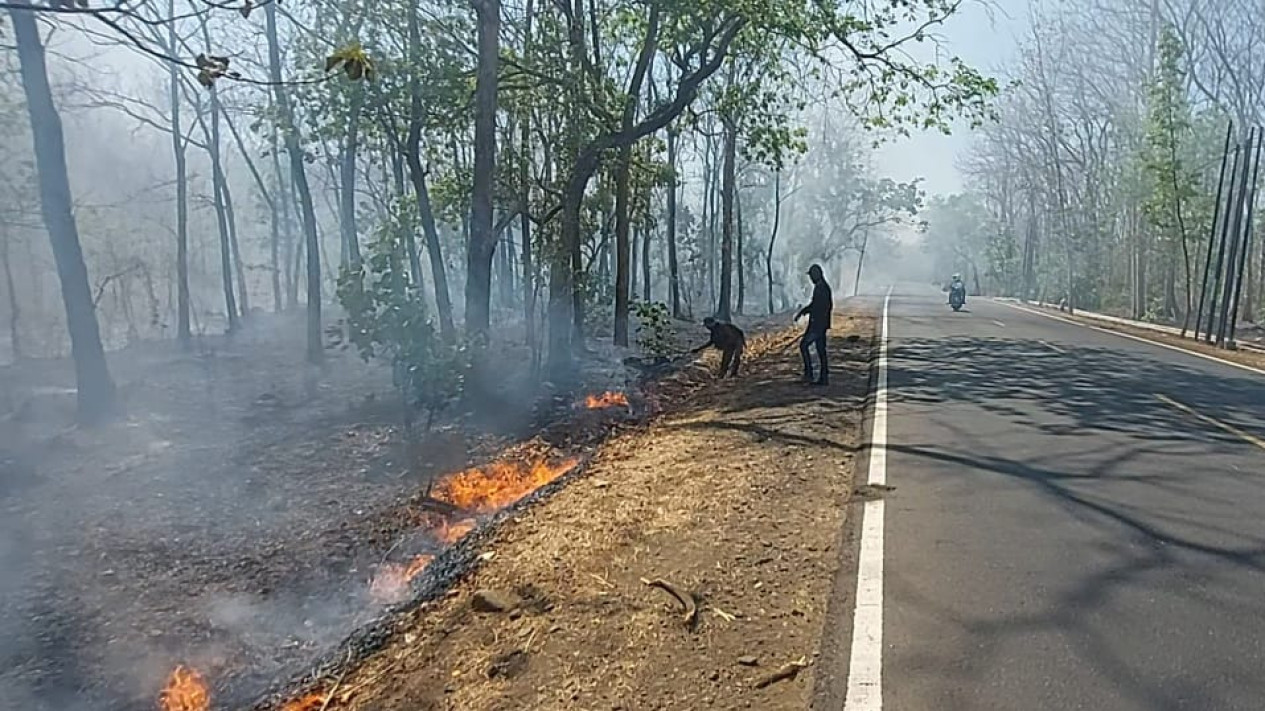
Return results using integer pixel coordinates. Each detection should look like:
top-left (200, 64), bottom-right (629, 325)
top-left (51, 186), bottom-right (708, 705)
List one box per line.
top-left (629, 208), bottom-right (638, 303)
top-left (202, 88), bottom-right (239, 332)
top-left (853, 229), bottom-right (869, 296)
top-left (735, 184), bottom-right (744, 314)
top-left (223, 168), bottom-right (249, 319)
top-left (222, 107), bottom-right (279, 313)
top-left (406, 0), bottom-right (456, 338)
top-left (266, 0), bottom-right (322, 362)
top-left (642, 214), bottom-right (651, 303)
top-left (666, 126), bottom-right (681, 317)
top-left (275, 137), bottom-right (296, 309)
top-left (717, 117), bottom-right (736, 321)
top-left (341, 87), bottom-right (365, 269)
top-left (767, 169), bottom-right (781, 315)
top-left (466, 0), bottom-right (501, 342)
top-left (613, 144), bottom-right (634, 344)
top-left (168, 0), bottom-right (191, 344)
top-left (519, 0), bottom-right (536, 348)
top-left (0, 231), bottom-right (22, 360)
top-left (11, 4), bottom-right (116, 422)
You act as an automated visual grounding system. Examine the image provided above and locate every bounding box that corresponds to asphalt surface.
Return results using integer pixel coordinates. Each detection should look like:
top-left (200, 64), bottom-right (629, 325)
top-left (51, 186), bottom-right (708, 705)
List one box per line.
top-left (878, 287), bottom-right (1265, 711)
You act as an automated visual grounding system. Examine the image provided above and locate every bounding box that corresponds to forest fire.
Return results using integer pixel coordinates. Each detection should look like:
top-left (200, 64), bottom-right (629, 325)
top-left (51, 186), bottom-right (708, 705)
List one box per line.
top-left (584, 391), bottom-right (630, 409)
top-left (432, 455), bottom-right (581, 514)
top-left (369, 554), bottom-right (435, 604)
top-left (159, 665), bottom-right (210, 711)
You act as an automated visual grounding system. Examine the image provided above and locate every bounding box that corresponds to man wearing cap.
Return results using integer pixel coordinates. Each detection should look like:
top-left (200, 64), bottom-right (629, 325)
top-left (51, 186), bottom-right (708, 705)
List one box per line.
top-left (794, 263), bottom-right (832, 385)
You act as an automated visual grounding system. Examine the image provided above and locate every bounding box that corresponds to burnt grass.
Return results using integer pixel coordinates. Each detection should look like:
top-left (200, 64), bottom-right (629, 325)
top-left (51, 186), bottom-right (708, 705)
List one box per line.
top-left (0, 309), bottom-right (778, 711)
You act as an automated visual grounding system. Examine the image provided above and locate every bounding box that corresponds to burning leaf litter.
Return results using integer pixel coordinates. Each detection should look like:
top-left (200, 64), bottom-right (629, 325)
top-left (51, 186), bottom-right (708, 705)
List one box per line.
top-left (157, 451), bottom-right (580, 709)
top-left (584, 391), bottom-right (630, 409)
top-left (431, 455), bottom-right (581, 513)
top-left (160, 665), bottom-right (210, 711)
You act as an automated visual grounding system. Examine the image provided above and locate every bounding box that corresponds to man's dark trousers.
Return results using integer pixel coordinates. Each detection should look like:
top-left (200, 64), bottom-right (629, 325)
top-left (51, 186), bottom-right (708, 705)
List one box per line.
top-left (800, 326), bottom-right (828, 383)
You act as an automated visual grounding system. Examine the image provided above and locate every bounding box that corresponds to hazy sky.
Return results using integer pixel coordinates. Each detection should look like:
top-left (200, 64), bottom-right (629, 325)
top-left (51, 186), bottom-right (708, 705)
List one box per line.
top-left (874, 0), bottom-right (1032, 197)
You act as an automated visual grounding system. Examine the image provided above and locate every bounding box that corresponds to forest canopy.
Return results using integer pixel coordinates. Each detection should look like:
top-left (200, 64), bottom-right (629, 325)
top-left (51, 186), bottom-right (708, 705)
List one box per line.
top-left (0, 0), bottom-right (996, 421)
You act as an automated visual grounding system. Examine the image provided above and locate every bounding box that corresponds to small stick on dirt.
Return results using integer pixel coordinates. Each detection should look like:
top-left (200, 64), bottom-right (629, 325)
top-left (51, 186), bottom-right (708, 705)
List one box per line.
top-left (317, 648), bottom-right (354, 711)
top-left (640, 577), bottom-right (698, 628)
top-left (753, 656), bottom-right (809, 689)
top-left (709, 606), bottom-right (736, 622)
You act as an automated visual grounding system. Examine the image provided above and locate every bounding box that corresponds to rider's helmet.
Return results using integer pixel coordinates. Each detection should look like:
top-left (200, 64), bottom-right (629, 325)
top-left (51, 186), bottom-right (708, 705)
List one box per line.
top-left (952, 273), bottom-right (961, 282)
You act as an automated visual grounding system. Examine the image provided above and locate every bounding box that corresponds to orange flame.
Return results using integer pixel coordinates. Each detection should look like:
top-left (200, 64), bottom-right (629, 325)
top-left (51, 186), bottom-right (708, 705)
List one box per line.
top-left (432, 456), bottom-right (580, 514)
top-left (434, 517), bottom-right (477, 545)
top-left (159, 666), bottom-right (210, 711)
top-left (369, 554), bottom-right (434, 604)
top-left (280, 692), bottom-right (327, 711)
top-left (584, 391), bottom-right (630, 409)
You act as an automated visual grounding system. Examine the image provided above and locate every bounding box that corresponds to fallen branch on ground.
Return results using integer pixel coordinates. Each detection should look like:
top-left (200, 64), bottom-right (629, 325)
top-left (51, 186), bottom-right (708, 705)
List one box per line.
top-left (640, 577), bottom-right (698, 628)
top-left (753, 656), bottom-right (809, 689)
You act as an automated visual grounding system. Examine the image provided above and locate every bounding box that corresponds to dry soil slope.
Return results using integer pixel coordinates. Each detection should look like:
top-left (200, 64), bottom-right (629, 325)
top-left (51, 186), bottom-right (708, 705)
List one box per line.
top-left (327, 308), bottom-right (877, 711)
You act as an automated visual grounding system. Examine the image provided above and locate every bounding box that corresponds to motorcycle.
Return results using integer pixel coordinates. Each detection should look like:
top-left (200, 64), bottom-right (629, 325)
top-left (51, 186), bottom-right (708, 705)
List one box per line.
top-left (948, 284), bottom-right (966, 312)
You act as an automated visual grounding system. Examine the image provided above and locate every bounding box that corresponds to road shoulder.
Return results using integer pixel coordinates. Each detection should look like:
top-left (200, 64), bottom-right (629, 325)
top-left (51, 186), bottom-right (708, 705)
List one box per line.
top-left (282, 308), bottom-right (879, 711)
top-left (995, 299), bottom-right (1265, 377)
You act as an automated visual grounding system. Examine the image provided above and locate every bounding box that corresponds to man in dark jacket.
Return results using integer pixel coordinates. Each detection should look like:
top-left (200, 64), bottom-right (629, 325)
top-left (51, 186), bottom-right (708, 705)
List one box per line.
top-left (794, 263), bottom-right (832, 385)
top-left (692, 317), bottom-right (745, 378)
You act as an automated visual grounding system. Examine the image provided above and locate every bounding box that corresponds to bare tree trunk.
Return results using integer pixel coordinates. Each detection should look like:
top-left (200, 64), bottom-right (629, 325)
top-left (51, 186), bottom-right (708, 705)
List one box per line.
top-left (767, 169), bottom-right (781, 315)
top-left (406, 0), bottom-right (456, 338)
top-left (223, 168), bottom-right (249, 319)
top-left (341, 86), bottom-right (365, 270)
top-left (167, 0), bottom-right (191, 344)
top-left (274, 138), bottom-right (296, 310)
top-left (11, 4), bottom-right (116, 422)
top-left (266, 0), bottom-right (322, 362)
top-left (666, 126), bottom-right (682, 317)
top-left (613, 145), bottom-right (633, 344)
top-left (642, 215), bottom-right (651, 303)
top-left (716, 117), bottom-right (736, 321)
top-left (519, 0), bottom-right (536, 348)
top-left (853, 229), bottom-right (869, 296)
top-left (0, 231), bottom-right (22, 360)
top-left (202, 88), bottom-right (239, 332)
top-left (630, 218), bottom-right (638, 299)
top-left (222, 108), bottom-right (278, 314)
top-left (735, 185), bottom-right (744, 314)
top-left (466, 0), bottom-right (501, 342)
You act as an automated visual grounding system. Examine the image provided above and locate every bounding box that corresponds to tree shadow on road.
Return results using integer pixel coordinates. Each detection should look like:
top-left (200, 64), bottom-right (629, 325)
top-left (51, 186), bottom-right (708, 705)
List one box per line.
top-left (888, 336), bottom-right (1265, 443)
top-left (882, 336), bottom-right (1265, 711)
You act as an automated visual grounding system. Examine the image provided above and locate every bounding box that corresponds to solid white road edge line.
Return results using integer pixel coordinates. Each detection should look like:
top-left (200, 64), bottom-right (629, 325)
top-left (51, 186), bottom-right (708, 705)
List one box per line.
top-left (996, 300), bottom-right (1265, 378)
top-left (843, 285), bottom-right (891, 710)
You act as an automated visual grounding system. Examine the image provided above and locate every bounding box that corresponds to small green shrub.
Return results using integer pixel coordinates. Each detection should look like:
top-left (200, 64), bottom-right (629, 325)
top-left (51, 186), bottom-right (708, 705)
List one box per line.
top-left (631, 300), bottom-right (675, 356)
top-left (336, 218), bottom-right (469, 429)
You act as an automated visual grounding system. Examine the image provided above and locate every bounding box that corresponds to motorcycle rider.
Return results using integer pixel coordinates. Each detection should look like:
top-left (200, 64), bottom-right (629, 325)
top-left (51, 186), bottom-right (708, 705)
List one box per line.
top-left (948, 273), bottom-right (966, 305)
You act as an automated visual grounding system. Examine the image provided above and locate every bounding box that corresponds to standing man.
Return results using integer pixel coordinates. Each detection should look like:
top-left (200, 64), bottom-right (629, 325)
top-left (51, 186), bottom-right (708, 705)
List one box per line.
top-left (795, 263), bottom-right (832, 385)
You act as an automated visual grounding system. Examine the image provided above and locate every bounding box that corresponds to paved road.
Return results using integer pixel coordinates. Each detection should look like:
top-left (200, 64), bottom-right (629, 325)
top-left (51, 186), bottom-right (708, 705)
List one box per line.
top-left (873, 287), bottom-right (1265, 711)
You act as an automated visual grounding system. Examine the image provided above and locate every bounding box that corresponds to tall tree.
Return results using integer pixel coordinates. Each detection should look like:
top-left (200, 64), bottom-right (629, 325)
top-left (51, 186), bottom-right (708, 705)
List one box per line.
top-left (465, 0), bottom-right (502, 342)
top-left (265, 0), bottom-right (324, 363)
top-left (167, 0), bottom-right (191, 344)
top-left (9, 4), bottom-right (117, 422)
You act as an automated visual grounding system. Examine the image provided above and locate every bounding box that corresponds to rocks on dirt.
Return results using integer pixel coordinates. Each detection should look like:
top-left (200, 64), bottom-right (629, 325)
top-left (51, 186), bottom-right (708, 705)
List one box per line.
top-left (471, 589), bottom-right (521, 613)
top-left (737, 656), bottom-right (759, 667)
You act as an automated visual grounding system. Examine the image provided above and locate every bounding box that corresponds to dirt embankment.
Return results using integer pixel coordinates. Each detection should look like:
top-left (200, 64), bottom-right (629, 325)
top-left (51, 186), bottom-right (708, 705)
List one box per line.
top-left (292, 309), bottom-right (878, 711)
